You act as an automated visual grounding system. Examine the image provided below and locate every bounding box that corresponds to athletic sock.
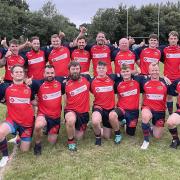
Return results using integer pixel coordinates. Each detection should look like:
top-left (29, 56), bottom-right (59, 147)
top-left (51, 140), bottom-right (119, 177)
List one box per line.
top-left (167, 102), bottom-right (173, 115)
top-left (176, 103), bottom-right (179, 110)
top-left (141, 122), bottom-right (150, 142)
top-left (0, 139), bottom-right (8, 157)
top-left (169, 127), bottom-right (179, 140)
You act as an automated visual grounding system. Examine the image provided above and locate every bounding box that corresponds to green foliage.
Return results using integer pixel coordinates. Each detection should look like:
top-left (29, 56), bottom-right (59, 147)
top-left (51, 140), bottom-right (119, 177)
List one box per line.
top-left (89, 2), bottom-right (180, 44)
top-left (0, 0), bottom-right (78, 45)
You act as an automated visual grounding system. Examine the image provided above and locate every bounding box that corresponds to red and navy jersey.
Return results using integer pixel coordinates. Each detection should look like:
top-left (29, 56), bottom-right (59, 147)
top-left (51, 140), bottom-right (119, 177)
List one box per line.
top-left (141, 78), bottom-right (168, 111)
top-left (0, 48), bottom-right (7, 59)
top-left (90, 45), bottom-right (113, 76)
top-left (114, 50), bottom-right (138, 74)
top-left (139, 47), bottom-right (161, 75)
top-left (65, 76), bottom-right (90, 113)
top-left (91, 75), bottom-right (115, 110)
top-left (24, 49), bottom-right (46, 80)
top-left (0, 83), bottom-right (34, 127)
top-left (32, 77), bottom-right (65, 119)
top-left (4, 54), bottom-right (25, 81)
top-left (161, 45), bottom-right (180, 81)
top-left (48, 46), bottom-right (71, 77)
top-left (71, 49), bottom-right (91, 73)
top-left (115, 76), bottom-right (141, 110)
top-left (169, 79), bottom-right (180, 107)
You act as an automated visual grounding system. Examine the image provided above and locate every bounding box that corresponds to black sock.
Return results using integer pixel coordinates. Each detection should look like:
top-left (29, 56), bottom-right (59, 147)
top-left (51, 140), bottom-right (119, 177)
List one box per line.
top-left (0, 138), bottom-right (8, 156)
top-left (169, 127), bottom-right (179, 140)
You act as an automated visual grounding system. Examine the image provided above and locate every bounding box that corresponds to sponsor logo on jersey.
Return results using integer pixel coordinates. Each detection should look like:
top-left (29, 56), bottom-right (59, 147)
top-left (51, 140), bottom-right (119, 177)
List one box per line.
top-left (52, 53), bottom-right (68, 62)
top-left (120, 89), bottom-right (137, 97)
top-left (93, 53), bottom-right (108, 58)
top-left (75, 57), bottom-right (88, 62)
top-left (70, 85), bottom-right (87, 96)
top-left (28, 57), bottom-right (44, 65)
top-left (166, 53), bottom-right (180, 58)
top-left (144, 57), bottom-right (159, 63)
top-left (9, 97), bottom-right (30, 104)
top-left (42, 91), bottom-right (61, 100)
top-left (118, 59), bottom-right (134, 65)
top-left (146, 94), bottom-right (164, 100)
top-left (95, 86), bottom-right (113, 92)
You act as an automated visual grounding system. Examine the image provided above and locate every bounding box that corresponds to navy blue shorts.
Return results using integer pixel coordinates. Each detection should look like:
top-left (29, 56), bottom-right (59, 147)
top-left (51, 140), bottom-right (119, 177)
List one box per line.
top-left (114, 108), bottom-right (139, 128)
top-left (5, 119), bottom-right (33, 142)
top-left (92, 106), bottom-right (113, 128)
top-left (44, 116), bottom-right (60, 135)
top-left (64, 110), bottom-right (89, 132)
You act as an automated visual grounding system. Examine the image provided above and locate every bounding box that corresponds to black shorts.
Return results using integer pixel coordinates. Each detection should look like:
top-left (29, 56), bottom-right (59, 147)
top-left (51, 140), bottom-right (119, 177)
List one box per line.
top-left (114, 108), bottom-right (139, 128)
top-left (44, 116), bottom-right (60, 135)
top-left (64, 110), bottom-right (89, 132)
top-left (92, 106), bottom-right (113, 128)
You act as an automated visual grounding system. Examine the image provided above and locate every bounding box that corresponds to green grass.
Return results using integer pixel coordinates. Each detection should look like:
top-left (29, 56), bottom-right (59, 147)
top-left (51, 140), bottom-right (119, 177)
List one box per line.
top-left (1, 63), bottom-right (180, 180)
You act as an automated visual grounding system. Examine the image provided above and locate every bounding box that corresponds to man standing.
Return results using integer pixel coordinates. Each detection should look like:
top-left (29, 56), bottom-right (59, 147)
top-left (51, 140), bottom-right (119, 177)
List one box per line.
top-left (71, 36), bottom-right (91, 74)
top-left (113, 38), bottom-right (139, 76)
top-left (64, 61), bottom-right (90, 151)
top-left (0, 39), bottom-right (25, 82)
top-left (47, 34), bottom-right (71, 77)
top-left (0, 65), bottom-right (34, 167)
top-left (160, 31), bottom-right (180, 115)
top-left (136, 34), bottom-right (161, 75)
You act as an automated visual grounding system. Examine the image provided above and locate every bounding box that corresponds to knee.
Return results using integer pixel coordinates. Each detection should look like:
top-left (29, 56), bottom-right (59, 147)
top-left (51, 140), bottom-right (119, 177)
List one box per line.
top-left (66, 118), bottom-right (76, 127)
top-left (109, 112), bottom-right (117, 122)
top-left (166, 118), bottom-right (176, 128)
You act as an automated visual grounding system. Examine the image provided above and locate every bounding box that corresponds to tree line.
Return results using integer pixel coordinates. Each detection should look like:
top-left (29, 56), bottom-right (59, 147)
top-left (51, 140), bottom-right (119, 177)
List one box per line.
top-left (0, 0), bottom-right (179, 45)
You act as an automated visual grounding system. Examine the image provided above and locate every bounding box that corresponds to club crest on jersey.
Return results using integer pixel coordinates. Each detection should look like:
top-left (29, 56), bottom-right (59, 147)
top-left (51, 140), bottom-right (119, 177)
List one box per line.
top-left (157, 86), bottom-right (163, 90)
top-left (24, 89), bottom-right (29, 94)
top-left (130, 82), bottom-right (134, 86)
top-left (54, 84), bottom-right (58, 88)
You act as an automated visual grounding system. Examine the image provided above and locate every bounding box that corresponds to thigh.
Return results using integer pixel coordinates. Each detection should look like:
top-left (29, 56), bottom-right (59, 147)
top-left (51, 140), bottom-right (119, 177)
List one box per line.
top-left (0, 121), bottom-right (13, 138)
top-left (152, 126), bottom-right (164, 139)
top-left (167, 111), bottom-right (180, 126)
top-left (141, 107), bottom-right (153, 123)
top-left (92, 110), bottom-right (102, 124)
top-left (35, 115), bottom-right (47, 129)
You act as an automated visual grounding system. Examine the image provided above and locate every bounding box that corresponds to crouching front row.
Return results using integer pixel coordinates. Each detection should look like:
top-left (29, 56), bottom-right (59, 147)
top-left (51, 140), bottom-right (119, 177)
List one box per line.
top-left (0, 62), bottom-right (179, 168)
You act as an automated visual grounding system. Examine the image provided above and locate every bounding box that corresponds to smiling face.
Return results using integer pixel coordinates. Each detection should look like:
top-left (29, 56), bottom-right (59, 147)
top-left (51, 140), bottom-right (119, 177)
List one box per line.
top-left (11, 66), bottom-right (25, 82)
top-left (51, 36), bottom-right (61, 49)
top-left (9, 43), bottom-right (19, 55)
top-left (44, 67), bottom-right (55, 82)
top-left (149, 63), bottom-right (160, 80)
top-left (69, 65), bottom-right (81, 80)
top-left (31, 39), bottom-right (40, 52)
top-left (77, 38), bottom-right (86, 50)
top-left (119, 38), bottom-right (129, 51)
top-left (168, 35), bottom-right (179, 46)
top-left (96, 32), bottom-right (106, 45)
top-left (149, 38), bottom-right (158, 48)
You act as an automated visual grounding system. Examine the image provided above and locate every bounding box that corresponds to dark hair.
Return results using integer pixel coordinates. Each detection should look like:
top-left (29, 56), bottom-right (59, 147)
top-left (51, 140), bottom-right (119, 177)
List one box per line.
top-left (45, 64), bottom-right (55, 69)
top-left (149, 34), bottom-right (158, 40)
top-left (11, 65), bottom-right (24, 73)
top-left (77, 36), bottom-right (86, 42)
top-left (68, 61), bottom-right (81, 70)
top-left (121, 63), bottom-right (130, 70)
top-left (97, 61), bottom-right (107, 66)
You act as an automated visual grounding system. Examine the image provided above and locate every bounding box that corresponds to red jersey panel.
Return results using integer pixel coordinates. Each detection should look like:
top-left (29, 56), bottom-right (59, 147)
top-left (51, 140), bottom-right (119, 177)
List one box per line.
top-left (26, 50), bottom-right (46, 80)
top-left (91, 76), bottom-right (115, 110)
top-left (91, 45), bottom-right (112, 76)
top-left (5, 84), bottom-right (34, 127)
top-left (48, 46), bottom-right (70, 76)
top-left (65, 77), bottom-right (90, 113)
top-left (143, 80), bottom-right (167, 111)
top-left (140, 48), bottom-right (161, 75)
top-left (37, 80), bottom-right (62, 119)
top-left (5, 55), bottom-right (25, 81)
top-left (176, 81), bottom-right (180, 107)
top-left (115, 50), bottom-right (136, 74)
top-left (71, 49), bottom-right (91, 73)
top-left (116, 80), bottom-right (140, 110)
top-left (163, 46), bottom-right (180, 81)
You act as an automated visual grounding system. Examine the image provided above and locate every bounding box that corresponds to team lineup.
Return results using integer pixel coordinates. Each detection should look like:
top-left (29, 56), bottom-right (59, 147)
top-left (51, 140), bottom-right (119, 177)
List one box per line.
top-left (0, 28), bottom-right (179, 168)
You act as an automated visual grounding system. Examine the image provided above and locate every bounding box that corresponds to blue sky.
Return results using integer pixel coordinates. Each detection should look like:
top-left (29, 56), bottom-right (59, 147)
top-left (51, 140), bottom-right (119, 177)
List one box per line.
top-left (26, 0), bottom-right (178, 27)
